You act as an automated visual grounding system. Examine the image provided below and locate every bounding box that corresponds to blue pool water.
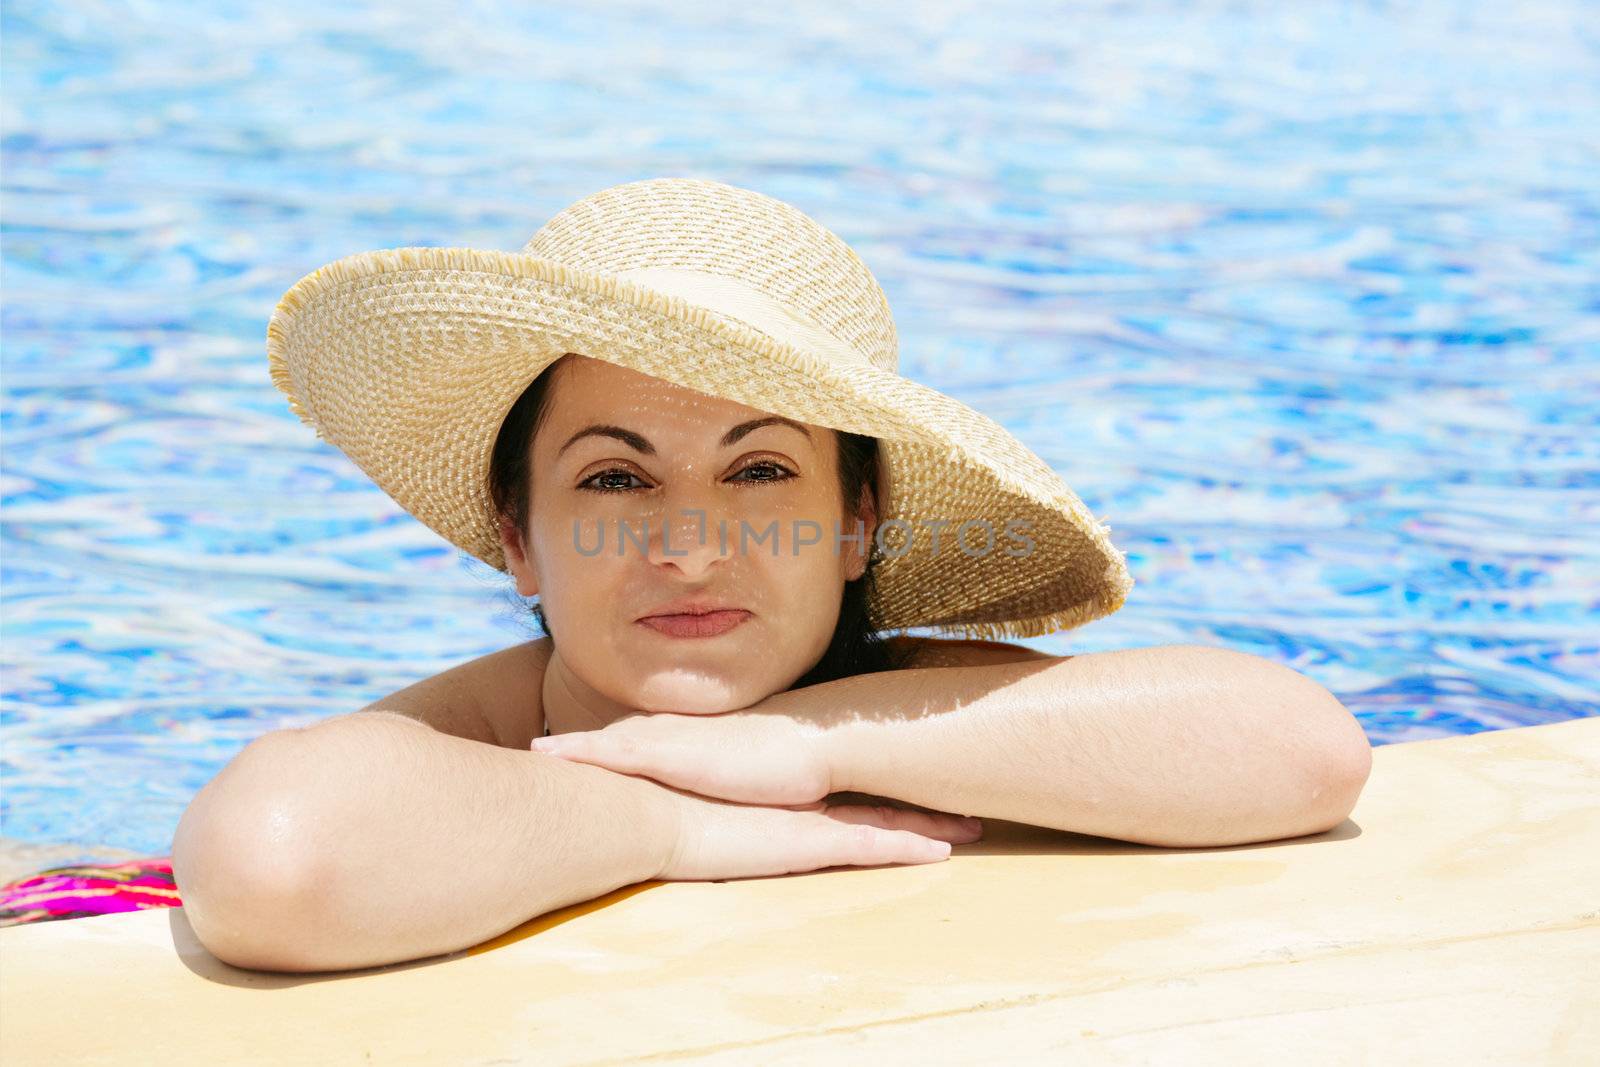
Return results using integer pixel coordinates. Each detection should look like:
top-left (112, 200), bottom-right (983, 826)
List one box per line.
top-left (2, 1), bottom-right (1597, 858)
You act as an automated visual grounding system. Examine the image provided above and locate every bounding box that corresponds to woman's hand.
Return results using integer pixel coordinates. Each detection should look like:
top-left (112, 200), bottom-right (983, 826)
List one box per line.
top-left (644, 779), bottom-right (985, 882)
top-left (532, 708), bottom-right (832, 806)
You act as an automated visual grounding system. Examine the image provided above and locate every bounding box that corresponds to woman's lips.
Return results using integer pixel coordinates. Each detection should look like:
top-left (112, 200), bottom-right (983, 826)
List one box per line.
top-left (637, 610), bottom-right (752, 638)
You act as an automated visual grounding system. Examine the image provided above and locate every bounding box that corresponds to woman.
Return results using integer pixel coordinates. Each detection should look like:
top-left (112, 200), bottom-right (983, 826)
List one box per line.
top-left (172, 178), bottom-right (1369, 971)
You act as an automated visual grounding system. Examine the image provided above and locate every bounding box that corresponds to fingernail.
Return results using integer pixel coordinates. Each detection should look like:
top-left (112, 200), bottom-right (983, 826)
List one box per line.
top-left (531, 737), bottom-right (562, 752)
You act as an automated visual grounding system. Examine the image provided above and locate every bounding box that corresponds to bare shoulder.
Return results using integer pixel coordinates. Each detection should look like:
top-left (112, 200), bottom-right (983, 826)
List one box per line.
top-left (883, 634), bottom-right (1064, 670)
top-left (355, 636), bottom-right (552, 750)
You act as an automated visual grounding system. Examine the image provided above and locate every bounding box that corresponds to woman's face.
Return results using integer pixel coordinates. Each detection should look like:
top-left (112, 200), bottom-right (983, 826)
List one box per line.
top-left (500, 355), bottom-right (874, 715)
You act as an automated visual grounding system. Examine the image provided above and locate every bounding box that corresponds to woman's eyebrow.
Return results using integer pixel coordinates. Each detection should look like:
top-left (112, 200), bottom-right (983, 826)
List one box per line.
top-left (556, 416), bottom-right (812, 457)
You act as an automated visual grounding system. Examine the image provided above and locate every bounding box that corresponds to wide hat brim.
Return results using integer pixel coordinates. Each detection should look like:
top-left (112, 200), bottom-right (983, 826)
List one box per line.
top-left (266, 246), bottom-right (1134, 640)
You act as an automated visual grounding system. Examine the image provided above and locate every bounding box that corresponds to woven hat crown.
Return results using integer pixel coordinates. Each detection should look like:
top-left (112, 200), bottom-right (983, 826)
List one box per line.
top-left (521, 178), bottom-right (900, 374)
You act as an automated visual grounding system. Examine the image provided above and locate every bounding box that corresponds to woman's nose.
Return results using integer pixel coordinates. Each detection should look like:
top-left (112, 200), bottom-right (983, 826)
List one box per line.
top-left (645, 493), bottom-right (736, 574)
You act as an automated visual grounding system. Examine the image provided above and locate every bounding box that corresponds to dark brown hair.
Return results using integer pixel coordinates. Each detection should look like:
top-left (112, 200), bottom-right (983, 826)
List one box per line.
top-left (486, 354), bottom-right (913, 689)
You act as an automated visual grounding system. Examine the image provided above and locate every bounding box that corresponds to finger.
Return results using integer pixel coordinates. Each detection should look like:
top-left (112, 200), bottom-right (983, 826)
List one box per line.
top-left (663, 801), bottom-right (951, 882)
top-left (535, 732), bottom-right (666, 781)
top-left (823, 804), bottom-right (984, 844)
top-left (828, 817), bottom-right (952, 866)
top-left (809, 805), bottom-right (959, 866)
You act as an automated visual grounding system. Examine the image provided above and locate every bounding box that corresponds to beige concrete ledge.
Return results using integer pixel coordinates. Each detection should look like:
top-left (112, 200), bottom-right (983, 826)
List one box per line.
top-left (2, 717), bottom-right (1597, 1065)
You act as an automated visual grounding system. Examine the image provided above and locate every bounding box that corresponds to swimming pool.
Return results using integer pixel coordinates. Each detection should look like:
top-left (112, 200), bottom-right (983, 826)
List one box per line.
top-left (2, 0), bottom-right (1596, 860)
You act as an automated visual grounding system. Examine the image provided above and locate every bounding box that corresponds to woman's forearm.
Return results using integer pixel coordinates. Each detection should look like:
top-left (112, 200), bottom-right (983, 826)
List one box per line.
top-left (802, 644), bottom-right (1372, 848)
top-left (171, 713), bottom-right (676, 973)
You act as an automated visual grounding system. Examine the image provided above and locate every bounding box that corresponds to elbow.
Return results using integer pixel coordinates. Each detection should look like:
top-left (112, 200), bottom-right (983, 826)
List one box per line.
top-left (1293, 695), bottom-right (1373, 837)
top-left (1211, 648), bottom-right (1372, 842)
top-left (1226, 647), bottom-right (1373, 837)
top-left (171, 731), bottom-right (328, 972)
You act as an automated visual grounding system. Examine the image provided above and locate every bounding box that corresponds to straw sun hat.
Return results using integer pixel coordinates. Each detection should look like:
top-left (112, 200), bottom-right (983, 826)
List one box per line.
top-left (265, 176), bottom-right (1133, 640)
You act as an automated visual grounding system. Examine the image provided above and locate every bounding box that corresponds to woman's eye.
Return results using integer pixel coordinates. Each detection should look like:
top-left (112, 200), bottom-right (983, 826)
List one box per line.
top-left (732, 461), bottom-right (794, 483)
top-left (579, 469), bottom-right (646, 492)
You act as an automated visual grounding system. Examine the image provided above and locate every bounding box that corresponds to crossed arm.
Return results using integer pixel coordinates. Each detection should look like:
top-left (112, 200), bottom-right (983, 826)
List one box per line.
top-left (365, 637), bottom-right (1373, 849)
top-left (779, 642), bottom-right (1373, 847)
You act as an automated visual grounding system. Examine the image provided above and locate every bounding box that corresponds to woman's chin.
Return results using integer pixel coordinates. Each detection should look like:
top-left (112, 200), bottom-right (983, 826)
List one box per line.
top-left (628, 671), bottom-right (772, 715)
